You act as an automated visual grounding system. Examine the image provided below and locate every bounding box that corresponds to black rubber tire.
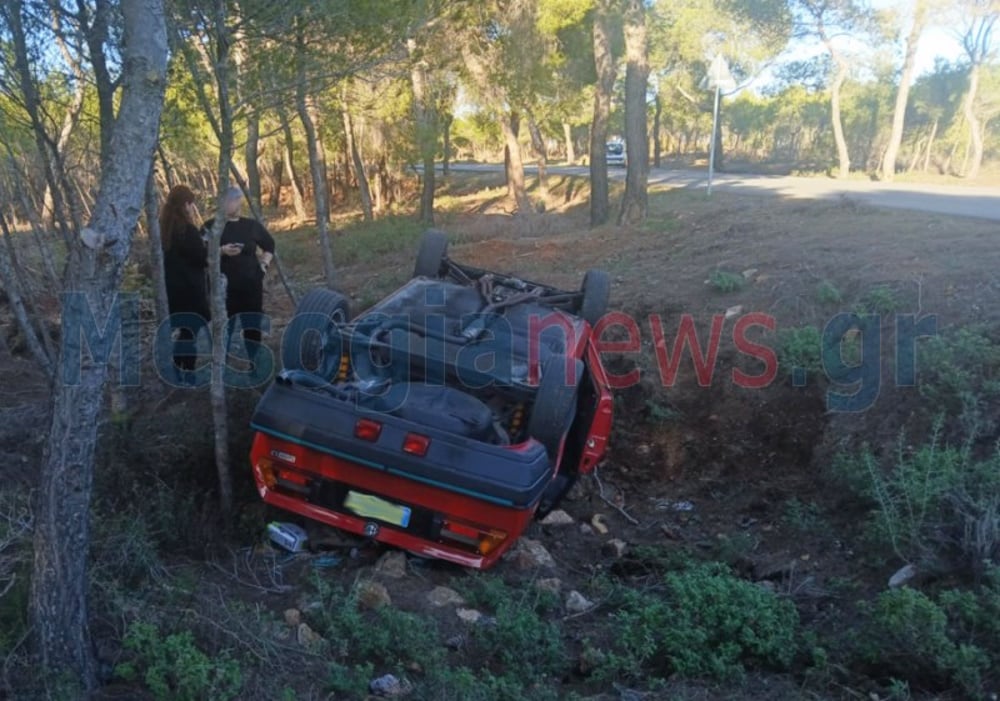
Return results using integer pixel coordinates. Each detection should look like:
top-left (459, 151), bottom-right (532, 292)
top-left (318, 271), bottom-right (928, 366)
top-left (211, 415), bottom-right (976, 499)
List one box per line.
top-left (528, 354), bottom-right (583, 459)
top-left (413, 229), bottom-right (449, 278)
top-left (281, 288), bottom-right (351, 377)
top-left (579, 269), bottom-right (610, 327)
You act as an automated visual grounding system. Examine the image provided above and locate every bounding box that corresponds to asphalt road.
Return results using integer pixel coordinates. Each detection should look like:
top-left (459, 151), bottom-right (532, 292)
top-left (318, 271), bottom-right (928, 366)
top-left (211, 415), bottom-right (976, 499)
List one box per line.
top-left (445, 163), bottom-right (1000, 222)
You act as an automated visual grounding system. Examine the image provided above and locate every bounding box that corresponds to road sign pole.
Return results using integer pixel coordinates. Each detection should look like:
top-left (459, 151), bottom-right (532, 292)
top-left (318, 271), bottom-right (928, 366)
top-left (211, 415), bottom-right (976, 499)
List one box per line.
top-left (707, 85), bottom-right (720, 196)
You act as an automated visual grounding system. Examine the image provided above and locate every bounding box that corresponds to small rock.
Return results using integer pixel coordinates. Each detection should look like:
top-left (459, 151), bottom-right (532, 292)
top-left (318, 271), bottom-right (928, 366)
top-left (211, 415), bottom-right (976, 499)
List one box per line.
top-left (889, 563), bottom-right (918, 589)
top-left (296, 622), bottom-right (322, 646)
top-left (375, 551), bottom-right (408, 579)
top-left (603, 538), bottom-right (628, 558)
top-left (535, 577), bottom-right (563, 594)
top-left (540, 509), bottom-right (575, 526)
top-left (507, 538), bottom-right (556, 570)
top-left (369, 673), bottom-right (411, 697)
top-left (283, 608), bottom-right (302, 627)
top-left (426, 586), bottom-right (466, 608)
top-left (456, 608), bottom-right (484, 625)
top-left (579, 524), bottom-right (594, 536)
top-left (565, 590), bottom-right (594, 614)
top-left (725, 304), bottom-right (743, 320)
top-left (590, 514), bottom-right (609, 535)
top-left (445, 634), bottom-right (465, 650)
top-left (357, 580), bottom-right (392, 610)
top-left (636, 443), bottom-right (651, 456)
top-left (741, 268), bottom-right (759, 279)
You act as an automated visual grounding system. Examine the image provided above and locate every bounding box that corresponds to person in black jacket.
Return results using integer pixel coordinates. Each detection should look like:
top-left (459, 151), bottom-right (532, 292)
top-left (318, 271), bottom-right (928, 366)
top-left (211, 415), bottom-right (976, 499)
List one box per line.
top-left (205, 187), bottom-right (276, 367)
top-left (160, 185), bottom-right (209, 374)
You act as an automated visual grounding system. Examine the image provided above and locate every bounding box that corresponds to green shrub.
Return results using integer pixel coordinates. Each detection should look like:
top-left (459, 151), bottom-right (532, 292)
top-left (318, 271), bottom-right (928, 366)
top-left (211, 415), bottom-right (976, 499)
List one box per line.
top-left (861, 586), bottom-right (995, 698)
top-left (596, 562), bottom-right (799, 682)
top-left (114, 622), bottom-right (243, 701)
top-left (310, 576), bottom-right (443, 674)
top-left (918, 327), bottom-right (1000, 435)
top-left (708, 270), bottom-right (745, 293)
top-left (859, 285), bottom-right (899, 314)
top-left (816, 280), bottom-right (843, 305)
top-left (833, 426), bottom-right (1000, 577)
top-left (783, 498), bottom-right (827, 534)
top-left (777, 325), bottom-right (822, 376)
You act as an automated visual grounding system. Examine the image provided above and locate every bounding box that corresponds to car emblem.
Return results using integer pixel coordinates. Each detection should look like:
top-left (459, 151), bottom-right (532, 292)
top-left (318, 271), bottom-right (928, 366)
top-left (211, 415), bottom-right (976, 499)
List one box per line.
top-left (363, 521), bottom-right (380, 538)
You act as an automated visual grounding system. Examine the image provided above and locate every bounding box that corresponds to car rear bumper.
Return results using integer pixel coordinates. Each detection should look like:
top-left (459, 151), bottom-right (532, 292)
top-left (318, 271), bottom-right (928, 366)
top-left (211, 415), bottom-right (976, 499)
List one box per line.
top-left (250, 432), bottom-right (536, 569)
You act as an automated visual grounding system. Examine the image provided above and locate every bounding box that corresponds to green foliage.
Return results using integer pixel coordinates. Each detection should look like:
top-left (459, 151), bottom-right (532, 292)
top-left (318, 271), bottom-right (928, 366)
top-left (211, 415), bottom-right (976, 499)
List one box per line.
top-left (858, 285), bottom-right (899, 315)
top-left (595, 562), bottom-right (799, 682)
top-left (783, 498), bottom-right (827, 534)
top-left (472, 592), bottom-right (566, 679)
top-left (918, 326), bottom-right (1000, 435)
top-left (310, 576), bottom-right (442, 673)
top-left (777, 325), bottom-right (822, 375)
top-left (708, 269), bottom-right (746, 293)
top-left (833, 425), bottom-right (1000, 576)
top-left (816, 280), bottom-right (843, 305)
top-left (114, 622), bottom-right (243, 701)
top-left (859, 581), bottom-right (1000, 698)
top-left (311, 574), bottom-right (566, 698)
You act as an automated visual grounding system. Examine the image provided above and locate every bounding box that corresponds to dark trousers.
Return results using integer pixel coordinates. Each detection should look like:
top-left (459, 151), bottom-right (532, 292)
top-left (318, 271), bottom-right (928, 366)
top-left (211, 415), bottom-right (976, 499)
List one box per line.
top-left (226, 285), bottom-right (264, 360)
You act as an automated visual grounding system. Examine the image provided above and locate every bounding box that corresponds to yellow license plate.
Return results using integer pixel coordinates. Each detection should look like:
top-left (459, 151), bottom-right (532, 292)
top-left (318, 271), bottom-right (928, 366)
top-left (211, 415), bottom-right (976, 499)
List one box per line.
top-left (344, 491), bottom-right (411, 528)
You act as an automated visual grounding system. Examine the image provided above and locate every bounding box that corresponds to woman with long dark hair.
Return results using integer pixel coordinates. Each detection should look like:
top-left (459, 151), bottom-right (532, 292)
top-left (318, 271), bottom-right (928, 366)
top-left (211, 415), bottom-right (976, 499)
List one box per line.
top-left (160, 185), bottom-right (209, 375)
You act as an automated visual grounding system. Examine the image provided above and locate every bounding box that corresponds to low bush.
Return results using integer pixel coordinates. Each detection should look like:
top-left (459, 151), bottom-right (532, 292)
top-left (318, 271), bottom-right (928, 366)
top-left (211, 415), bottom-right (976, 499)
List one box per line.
top-left (594, 562), bottom-right (799, 682)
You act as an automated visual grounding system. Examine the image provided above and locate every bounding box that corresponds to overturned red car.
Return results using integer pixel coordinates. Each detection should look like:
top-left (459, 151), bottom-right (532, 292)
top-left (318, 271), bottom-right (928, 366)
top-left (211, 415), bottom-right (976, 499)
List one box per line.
top-left (249, 230), bottom-right (614, 568)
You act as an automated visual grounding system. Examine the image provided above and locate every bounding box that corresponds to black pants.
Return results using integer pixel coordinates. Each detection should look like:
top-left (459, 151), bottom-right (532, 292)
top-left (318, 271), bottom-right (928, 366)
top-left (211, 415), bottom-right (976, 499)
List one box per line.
top-left (226, 285), bottom-right (264, 360)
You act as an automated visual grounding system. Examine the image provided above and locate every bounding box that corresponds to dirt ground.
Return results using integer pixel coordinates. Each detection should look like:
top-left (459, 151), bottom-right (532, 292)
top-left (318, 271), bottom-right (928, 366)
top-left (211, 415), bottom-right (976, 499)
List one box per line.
top-left (3, 172), bottom-right (1000, 698)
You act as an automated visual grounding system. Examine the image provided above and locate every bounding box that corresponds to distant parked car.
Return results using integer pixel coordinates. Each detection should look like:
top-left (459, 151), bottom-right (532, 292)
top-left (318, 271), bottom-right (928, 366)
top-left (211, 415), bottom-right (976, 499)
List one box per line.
top-left (606, 141), bottom-right (626, 167)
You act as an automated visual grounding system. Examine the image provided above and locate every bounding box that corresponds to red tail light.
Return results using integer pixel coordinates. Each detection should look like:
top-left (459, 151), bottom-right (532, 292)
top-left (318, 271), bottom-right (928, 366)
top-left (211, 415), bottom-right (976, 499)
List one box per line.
top-left (355, 418), bottom-right (382, 442)
top-left (402, 432), bottom-right (430, 457)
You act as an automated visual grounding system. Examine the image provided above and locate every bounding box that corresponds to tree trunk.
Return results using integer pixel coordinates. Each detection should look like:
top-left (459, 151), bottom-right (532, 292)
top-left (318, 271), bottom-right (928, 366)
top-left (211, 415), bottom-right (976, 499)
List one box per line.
top-left (205, 0), bottom-right (235, 519)
top-left (342, 101), bottom-right (373, 221)
top-left (618, 0), bottom-right (650, 227)
top-left (268, 155), bottom-right (283, 209)
top-left (80, 0), bottom-right (116, 165)
top-left (653, 94), bottom-right (662, 168)
top-left (881, 0), bottom-right (927, 181)
top-left (962, 63), bottom-right (984, 180)
top-left (245, 110), bottom-right (263, 213)
top-left (442, 112), bottom-right (453, 178)
top-left (145, 165), bottom-right (170, 324)
top-left (527, 113), bottom-right (548, 203)
top-left (829, 53), bottom-right (851, 178)
top-left (41, 72), bottom-right (86, 229)
top-left (921, 117), bottom-right (938, 173)
top-left (500, 113), bottom-right (531, 213)
top-left (589, 0), bottom-right (615, 226)
top-left (0, 213), bottom-right (54, 376)
top-left (408, 37), bottom-right (436, 225)
top-left (29, 0), bottom-right (167, 693)
top-left (295, 29), bottom-right (336, 288)
top-left (278, 110), bottom-right (308, 223)
top-left (563, 121), bottom-right (576, 164)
